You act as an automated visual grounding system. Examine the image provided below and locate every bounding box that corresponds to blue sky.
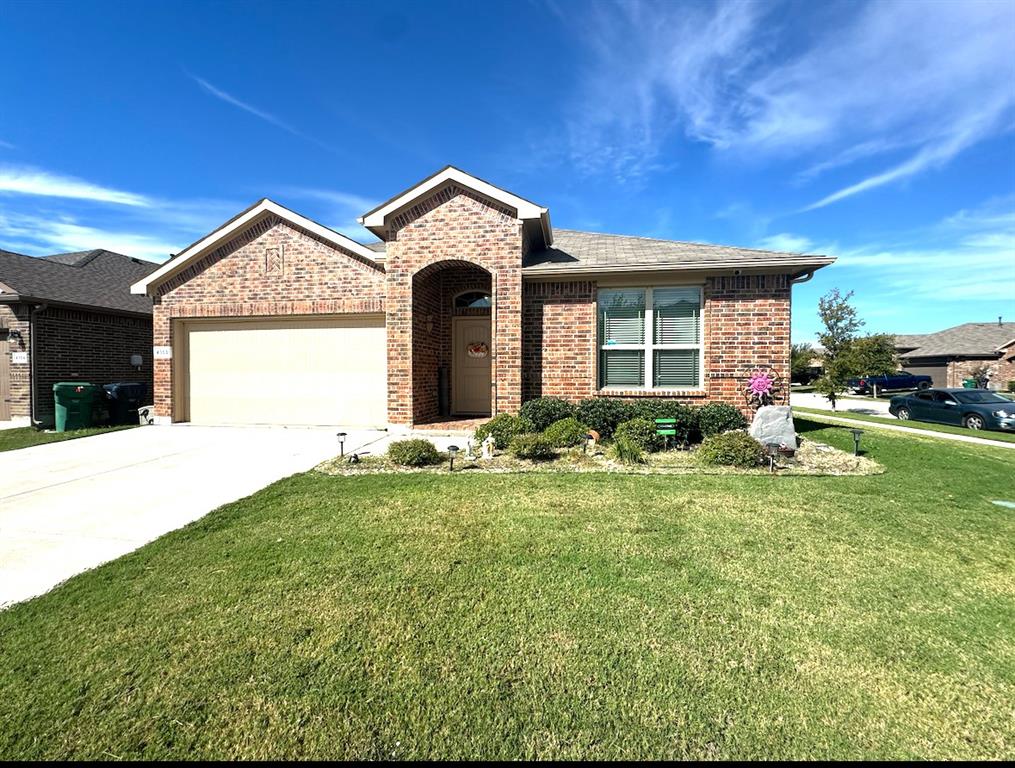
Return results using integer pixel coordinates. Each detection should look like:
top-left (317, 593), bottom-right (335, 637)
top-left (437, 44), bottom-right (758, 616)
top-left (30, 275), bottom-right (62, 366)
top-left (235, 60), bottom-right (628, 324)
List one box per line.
top-left (1, 0), bottom-right (1013, 342)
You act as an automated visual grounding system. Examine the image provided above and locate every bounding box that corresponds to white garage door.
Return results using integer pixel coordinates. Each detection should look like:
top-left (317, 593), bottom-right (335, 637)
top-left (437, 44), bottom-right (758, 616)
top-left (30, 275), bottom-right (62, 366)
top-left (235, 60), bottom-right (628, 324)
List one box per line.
top-left (181, 315), bottom-right (386, 426)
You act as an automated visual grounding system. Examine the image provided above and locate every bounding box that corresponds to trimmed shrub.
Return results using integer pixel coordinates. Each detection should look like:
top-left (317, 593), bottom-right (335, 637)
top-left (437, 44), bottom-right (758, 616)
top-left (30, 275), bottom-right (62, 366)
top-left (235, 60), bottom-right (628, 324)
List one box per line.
top-left (613, 417), bottom-right (663, 452)
top-left (611, 436), bottom-right (645, 465)
top-left (544, 416), bottom-right (591, 448)
top-left (508, 433), bottom-right (557, 461)
top-left (519, 397), bottom-right (575, 432)
top-left (474, 413), bottom-right (533, 450)
top-left (626, 399), bottom-right (698, 444)
top-left (696, 402), bottom-right (748, 437)
top-left (387, 438), bottom-right (442, 467)
top-left (696, 431), bottom-right (764, 468)
top-left (575, 398), bottom-right (632, 439)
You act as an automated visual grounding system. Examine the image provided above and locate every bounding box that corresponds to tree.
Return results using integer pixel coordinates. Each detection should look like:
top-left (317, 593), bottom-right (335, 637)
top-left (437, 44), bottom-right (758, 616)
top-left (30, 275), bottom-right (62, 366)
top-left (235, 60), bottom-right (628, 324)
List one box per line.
top-left (791, 342), bottom-right (816, 383)
top-left (841, 334), bottom-right (897, 378)
top-left (815, 288), bottom-right (864, 406)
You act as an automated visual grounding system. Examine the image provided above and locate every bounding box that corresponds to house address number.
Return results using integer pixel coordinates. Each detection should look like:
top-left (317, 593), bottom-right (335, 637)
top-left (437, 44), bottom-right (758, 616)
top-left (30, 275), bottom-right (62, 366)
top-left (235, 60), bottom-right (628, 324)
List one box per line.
top-left (153, 346), bottom-right (172, 360)
top-left (11, 351), bottom-right (28, 364)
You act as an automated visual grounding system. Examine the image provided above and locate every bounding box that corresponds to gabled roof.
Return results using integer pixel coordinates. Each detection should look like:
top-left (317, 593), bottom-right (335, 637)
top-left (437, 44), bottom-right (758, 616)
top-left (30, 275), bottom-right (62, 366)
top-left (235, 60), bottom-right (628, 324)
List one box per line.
top-left (898, 322), bottom-right (1015, 358)
top-left (131, 198), bottom-right (382, 295)
top-left (522, 229), bottom-right (835, 275)
top-left (0, 247), bottom-right (158, 315)
top-left (358, 166), bottom-right (552, 247)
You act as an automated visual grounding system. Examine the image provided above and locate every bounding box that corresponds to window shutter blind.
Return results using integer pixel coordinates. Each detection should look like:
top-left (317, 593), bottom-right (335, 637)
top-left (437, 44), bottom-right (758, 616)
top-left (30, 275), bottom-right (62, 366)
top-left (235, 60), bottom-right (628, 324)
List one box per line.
top-left (600, 350), bottom-right (644, 387)
top-left (653, 288), bottom-right (700, 345)
top-left (599, 290), bottom-right (645, 345)
top-left (654, 349), bottom-right (699, 388)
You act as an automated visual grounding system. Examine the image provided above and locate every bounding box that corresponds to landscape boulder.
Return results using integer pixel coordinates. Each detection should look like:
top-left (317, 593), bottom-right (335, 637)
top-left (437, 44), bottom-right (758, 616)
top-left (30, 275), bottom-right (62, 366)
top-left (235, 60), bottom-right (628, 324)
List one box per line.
top-left (749, 405), bottom-right (798, 448)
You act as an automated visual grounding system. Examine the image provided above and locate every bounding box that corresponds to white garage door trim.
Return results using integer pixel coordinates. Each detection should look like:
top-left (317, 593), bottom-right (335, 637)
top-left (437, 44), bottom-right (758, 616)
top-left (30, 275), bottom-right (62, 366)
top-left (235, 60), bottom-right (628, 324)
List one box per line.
top-left (176, 314), bottom-right (387, 427)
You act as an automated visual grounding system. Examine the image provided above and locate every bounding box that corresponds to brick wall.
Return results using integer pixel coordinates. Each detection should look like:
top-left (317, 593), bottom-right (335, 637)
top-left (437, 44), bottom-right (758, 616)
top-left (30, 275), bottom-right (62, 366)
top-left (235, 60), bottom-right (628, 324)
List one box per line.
top-left (1, 304), bottom-right (31, 418)
top-left (31, 307), bottom-right (153, 426)
top-left (385, 185), bottom-right (523, 425)
top-left (521, 273), bottom-right (792, 415)
top-left (948, 356), bottom-right (1015, 390)
top-left (152, 215), bottom-right (386, 419)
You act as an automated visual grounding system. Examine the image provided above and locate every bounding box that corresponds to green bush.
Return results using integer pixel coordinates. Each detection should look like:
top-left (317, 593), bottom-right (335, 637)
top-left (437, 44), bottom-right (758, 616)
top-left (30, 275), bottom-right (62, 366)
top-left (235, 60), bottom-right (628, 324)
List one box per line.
top-left (611, 436), bottom-right (645, 465)
top-left (474, 413), bottom-right (533, 450)
top-left (519, 397), bottom-right (575, 432)
top-left (544, 417), bottom-right (591, 448)
top-left (696, 402), bottom-right (748, 437)
top-left (387, 438), bottom-right (442, 467)
top-left (1007, 380), bottom-right (1015, 393)
top-left (613, 417), bottom-right (663, 452)
top-left (696, 431), bottom-right (764, 468)
top-left (575, 398), bottom-right (632, 438)
top-left (626, 399), bottom-right (698, 443)
top-left (508, 433), bottom-right (557, 461)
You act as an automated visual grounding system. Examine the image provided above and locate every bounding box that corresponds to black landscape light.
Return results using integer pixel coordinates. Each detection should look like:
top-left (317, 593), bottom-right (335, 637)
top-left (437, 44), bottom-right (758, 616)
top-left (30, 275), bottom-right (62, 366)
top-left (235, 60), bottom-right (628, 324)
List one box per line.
top-left (448, 444), bottom-right (459, 471)
top-left (765, 442), bottom-right (781, 473)
top-left (337, 432), bottom-right (347, 457)
top-left (849, 428), bottom-right (864, 456)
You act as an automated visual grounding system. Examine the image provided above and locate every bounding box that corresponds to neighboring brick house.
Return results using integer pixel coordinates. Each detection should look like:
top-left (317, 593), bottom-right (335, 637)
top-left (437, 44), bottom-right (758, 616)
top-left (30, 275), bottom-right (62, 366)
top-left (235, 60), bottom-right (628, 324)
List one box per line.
top-left (896, 321), bottom-right (1015, 390)
top-left (131, 167), bottom-right (834, 428)
top-left (0, 248), bottom-right (158, 426)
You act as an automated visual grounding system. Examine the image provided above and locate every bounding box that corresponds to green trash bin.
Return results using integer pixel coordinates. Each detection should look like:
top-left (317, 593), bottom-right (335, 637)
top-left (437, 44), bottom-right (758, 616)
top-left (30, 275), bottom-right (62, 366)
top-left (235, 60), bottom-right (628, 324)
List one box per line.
top-left (53, 382), bottom-right (100, 432)
top-left (962, 378), bottom-right (977, 389)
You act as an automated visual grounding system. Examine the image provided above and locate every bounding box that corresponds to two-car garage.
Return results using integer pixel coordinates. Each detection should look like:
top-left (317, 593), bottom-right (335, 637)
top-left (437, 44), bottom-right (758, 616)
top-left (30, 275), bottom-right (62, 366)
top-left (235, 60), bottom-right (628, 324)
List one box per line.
top-left (174, 315), bottom-right (387, 427)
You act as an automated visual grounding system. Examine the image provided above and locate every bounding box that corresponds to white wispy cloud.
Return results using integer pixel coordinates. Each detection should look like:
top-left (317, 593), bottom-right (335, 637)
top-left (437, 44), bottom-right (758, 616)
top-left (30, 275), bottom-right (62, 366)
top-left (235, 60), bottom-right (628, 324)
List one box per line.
top-left (755, 233), bottom-right (814, 253)
top-left (0, 166), bottom-right (151, 206)
top-left (558, 0), bottom-right (1015, 204)
top-left (190, 74), bottom-right (350, 158)
top-left (820, 198), bottom-right (1015, 302)
top-left (0, 139), bottom-right (15, 150)
top-left (273, 187), bottom-right (378, 240)
top-left (0, 210), bottom-right (179, 261)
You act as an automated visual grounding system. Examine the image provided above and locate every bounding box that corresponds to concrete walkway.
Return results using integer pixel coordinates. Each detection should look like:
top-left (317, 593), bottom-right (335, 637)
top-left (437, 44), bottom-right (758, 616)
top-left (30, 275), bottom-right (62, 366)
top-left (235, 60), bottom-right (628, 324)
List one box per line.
top-left (793, 409), bottom-right (1015, 450)
top-left (0, 424), bottom-right (392, 608)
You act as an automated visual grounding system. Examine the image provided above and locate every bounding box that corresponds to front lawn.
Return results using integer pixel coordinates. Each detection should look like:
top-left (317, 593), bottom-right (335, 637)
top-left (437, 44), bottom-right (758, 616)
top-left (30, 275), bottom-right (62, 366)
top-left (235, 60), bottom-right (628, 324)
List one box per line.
top-left (1, 419), bottom-right (1012, 759)
top-left (0, 424), bottom-right (136, 453)
top-left (793, 405), bottom-right (1015, 444)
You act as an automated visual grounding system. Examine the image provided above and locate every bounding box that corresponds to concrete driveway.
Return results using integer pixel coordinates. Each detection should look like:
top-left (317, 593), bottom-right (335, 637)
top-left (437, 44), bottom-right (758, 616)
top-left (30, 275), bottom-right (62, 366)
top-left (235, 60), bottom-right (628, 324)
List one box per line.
top-left (790, 391), bottom-right (894, 415)
top-left (0, 425), bottom-right (388, 608)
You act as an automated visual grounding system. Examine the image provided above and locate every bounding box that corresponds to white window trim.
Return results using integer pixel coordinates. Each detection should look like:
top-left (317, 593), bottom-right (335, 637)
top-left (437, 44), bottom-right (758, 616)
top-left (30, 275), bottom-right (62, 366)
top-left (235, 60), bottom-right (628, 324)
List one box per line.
top-left (598, 286), bottom-right (704, 391)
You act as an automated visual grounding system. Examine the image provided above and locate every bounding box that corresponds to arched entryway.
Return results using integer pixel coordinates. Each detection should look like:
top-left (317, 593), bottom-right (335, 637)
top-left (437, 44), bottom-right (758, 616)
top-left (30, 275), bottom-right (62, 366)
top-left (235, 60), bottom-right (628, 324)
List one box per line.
top-left (410, 260), bottom-right (493, 424)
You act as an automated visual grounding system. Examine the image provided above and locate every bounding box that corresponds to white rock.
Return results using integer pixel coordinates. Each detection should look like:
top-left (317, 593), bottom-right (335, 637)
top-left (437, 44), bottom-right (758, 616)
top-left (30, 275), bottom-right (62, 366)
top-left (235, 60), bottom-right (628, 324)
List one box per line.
top-left (749, 405), bottom-right (798, 448)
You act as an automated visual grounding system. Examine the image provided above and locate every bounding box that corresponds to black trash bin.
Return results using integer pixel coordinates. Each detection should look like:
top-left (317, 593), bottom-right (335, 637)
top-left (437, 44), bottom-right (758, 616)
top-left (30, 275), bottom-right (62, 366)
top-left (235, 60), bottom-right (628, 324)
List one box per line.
top-left (103, 382), bottom-right (148, 425)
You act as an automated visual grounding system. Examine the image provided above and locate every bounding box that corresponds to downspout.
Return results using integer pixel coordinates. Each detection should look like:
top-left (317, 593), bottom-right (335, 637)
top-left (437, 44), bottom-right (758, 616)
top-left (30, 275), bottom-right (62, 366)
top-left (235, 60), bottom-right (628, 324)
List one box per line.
top-left (791, 269), bottom-right (816, 284)
top-left (29, 302), bottom-right (47, 427)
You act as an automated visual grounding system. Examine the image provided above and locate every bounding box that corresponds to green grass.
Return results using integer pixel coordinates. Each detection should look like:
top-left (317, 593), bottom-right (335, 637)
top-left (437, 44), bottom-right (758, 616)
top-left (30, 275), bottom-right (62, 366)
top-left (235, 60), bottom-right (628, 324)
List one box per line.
top-left (1, 419), bottom-right (1013, 759)
top-left (793, 405), bottom-right (1015, 444)
top-left (0, 424), bottom-right (136, 453)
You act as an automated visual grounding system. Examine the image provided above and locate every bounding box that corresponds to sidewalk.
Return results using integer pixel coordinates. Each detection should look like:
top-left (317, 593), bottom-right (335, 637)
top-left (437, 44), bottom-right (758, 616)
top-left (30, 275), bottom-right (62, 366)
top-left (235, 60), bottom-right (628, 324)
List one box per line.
top-left (790, 391), bottom-right (892, 415)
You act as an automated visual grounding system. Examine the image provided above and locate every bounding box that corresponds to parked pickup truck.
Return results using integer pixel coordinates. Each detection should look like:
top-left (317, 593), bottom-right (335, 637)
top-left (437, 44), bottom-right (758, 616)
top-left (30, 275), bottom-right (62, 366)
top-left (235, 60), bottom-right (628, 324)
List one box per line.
top-left (847, 371), bottom-right (933, 394)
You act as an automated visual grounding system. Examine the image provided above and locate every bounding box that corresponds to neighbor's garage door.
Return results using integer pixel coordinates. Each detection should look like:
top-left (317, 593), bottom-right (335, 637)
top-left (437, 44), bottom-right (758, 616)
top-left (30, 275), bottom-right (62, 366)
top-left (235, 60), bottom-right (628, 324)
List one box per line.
top-left (901, 363), bottom-right (948, 388)
top-left (181, 315), bottom-right (386, 426)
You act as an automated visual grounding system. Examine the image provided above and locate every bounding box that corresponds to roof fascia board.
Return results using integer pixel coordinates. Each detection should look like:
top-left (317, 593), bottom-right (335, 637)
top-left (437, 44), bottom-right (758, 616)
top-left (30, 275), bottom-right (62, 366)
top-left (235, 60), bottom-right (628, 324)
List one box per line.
top-left (131, 199), bottom-right (380, 295)
top-left (358, 167), bottom-right (548, 228)
top-left (521, 256), bottom-right (836, 278)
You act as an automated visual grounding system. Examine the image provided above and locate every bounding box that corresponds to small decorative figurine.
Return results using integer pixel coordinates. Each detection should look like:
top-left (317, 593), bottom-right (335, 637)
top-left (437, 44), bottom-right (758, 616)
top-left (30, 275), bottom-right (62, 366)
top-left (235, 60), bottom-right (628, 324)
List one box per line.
top-left (481, 434), bottom-right (496, 460)
top-left (464, 438), bottom-right (475, 460)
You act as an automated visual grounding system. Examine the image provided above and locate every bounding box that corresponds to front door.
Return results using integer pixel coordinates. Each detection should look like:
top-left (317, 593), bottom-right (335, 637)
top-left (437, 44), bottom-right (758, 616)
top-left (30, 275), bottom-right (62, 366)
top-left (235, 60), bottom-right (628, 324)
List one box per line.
top-left (452, 317), bottom-right (491, 415)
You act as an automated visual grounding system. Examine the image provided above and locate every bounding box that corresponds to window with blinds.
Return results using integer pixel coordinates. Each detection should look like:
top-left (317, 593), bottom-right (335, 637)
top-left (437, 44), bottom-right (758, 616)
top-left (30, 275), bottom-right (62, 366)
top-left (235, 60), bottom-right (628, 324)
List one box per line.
top-left (598, 286), bottom-right (702, 389)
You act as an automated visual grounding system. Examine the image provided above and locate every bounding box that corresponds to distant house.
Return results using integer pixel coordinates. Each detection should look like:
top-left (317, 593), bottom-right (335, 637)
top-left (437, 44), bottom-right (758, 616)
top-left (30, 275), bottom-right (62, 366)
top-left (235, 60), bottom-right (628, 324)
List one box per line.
top-left (895, 321), bottom-right (1015, 390)
top-left (0, 248), bottom-right (159, 426)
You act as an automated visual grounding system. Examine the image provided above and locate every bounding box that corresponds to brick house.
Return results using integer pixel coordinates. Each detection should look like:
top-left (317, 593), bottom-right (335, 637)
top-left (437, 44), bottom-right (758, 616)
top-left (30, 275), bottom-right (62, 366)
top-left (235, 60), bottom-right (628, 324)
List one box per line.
top-left (131, 167), bottom-right (834, 428)
top-left (897, 321), bottom-right (1015, 389)
top-left (1, 248), bottom-right (158, 426)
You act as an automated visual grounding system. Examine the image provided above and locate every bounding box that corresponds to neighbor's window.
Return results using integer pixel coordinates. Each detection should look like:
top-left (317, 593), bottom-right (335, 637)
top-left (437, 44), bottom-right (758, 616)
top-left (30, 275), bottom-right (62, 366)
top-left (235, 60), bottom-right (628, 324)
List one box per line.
top-left (598, 286), bottom-right (702, 389)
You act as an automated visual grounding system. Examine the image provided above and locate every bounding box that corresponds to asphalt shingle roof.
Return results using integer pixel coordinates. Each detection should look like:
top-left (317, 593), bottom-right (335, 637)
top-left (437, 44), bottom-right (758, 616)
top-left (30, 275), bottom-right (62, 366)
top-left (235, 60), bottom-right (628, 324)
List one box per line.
top-left (899, 322), bottom-right (1015, 358)
top-left (361, 229), bottom-right (832, 272)
top-left (522, 229), bottom-right (831, 272)
top-left (0, 248), bottom-right (159, 315)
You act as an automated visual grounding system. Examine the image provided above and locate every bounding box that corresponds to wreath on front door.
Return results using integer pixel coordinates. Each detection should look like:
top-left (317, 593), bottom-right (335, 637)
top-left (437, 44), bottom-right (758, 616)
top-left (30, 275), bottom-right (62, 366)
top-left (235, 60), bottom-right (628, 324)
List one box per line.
top-left (467, 342), bottom-right (489, 358)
